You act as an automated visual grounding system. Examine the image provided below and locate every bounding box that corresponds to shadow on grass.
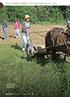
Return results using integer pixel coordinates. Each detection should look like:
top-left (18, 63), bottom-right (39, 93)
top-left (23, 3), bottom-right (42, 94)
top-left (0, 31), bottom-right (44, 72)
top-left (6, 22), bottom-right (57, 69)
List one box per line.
top-left (35, 57), bottom-right (51, 66)
top-left (21, 55), bottom-right (34, 62)
top-left (21, 53), bottom-right (70, 67)
top-left (34, 52), bottom-right (70, 66)
top-left (10, 44), bottom-right (70, 67)
top-left (11, 44), bottom-right (21, 50)
top-left (32, 53), bottom-right (67, 66)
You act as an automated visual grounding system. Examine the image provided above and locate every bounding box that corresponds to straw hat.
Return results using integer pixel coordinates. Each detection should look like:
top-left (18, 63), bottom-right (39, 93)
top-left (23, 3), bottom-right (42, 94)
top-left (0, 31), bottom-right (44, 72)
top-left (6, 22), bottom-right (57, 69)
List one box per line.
top-left (25, 15), bottom-right (30, 19)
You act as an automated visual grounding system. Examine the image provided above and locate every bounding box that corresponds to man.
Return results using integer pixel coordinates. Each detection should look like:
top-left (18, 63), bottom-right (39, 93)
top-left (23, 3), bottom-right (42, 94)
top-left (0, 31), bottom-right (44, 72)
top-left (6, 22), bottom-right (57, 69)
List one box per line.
top-left (67, 18), bottom-right (70, 29)
top-left (21, 15), bottom-right (30, 51)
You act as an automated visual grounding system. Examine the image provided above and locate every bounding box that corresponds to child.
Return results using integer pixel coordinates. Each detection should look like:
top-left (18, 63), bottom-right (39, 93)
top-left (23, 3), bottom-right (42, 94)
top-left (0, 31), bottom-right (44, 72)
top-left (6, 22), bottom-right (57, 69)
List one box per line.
top-left (14, 18), bottom-right (21, 38)
top-left (2, 18), bottom-right (8, 39)
top-left (21, 15), bottom-right (31, 51)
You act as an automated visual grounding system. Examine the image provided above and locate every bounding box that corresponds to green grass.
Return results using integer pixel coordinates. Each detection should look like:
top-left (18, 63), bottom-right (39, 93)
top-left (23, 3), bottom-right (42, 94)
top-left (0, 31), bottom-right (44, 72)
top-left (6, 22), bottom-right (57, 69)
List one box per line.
top-left (0, 44), bottom-right (70, 97)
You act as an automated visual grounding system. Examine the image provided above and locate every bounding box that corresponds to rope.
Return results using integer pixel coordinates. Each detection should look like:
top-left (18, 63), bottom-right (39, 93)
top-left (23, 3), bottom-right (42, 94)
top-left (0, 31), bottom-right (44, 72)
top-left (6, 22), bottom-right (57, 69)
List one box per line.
top-left (30, 31), bottom-right (46, 37)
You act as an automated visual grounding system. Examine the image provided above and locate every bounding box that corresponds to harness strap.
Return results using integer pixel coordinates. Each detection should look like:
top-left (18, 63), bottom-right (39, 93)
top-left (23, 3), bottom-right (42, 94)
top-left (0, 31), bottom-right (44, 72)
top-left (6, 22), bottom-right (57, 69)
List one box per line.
top-left (65, 42), bottom-right (70, 50)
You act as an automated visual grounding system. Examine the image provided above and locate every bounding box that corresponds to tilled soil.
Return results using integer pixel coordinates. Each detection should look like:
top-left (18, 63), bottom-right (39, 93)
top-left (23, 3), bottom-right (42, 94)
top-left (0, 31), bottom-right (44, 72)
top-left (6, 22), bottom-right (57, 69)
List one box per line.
top-left (0, 24), bottom-right (67, 47)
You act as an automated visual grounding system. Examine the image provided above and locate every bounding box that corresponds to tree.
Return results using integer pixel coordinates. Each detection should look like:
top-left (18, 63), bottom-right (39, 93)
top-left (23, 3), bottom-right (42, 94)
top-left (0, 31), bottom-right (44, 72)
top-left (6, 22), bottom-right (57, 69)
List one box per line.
top-left (0, 6), bottom-right (8, 23)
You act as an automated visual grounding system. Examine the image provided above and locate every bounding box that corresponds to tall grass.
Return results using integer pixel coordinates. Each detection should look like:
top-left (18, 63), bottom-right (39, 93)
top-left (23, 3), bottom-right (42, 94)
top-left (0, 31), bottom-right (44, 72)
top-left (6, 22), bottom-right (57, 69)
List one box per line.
top-left (0, 44), bottom-right (70, 97)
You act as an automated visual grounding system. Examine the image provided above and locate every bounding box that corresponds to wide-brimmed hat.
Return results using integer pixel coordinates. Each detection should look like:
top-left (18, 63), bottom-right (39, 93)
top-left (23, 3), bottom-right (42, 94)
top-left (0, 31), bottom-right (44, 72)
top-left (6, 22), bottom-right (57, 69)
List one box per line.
top-left (25, 15), bottom-right (30, 19)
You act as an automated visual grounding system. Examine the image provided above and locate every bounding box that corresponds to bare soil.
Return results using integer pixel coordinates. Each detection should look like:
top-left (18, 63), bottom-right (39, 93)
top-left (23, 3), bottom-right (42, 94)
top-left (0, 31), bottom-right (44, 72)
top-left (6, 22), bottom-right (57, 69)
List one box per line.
top-left (0, 24), bottom-right (67, 47)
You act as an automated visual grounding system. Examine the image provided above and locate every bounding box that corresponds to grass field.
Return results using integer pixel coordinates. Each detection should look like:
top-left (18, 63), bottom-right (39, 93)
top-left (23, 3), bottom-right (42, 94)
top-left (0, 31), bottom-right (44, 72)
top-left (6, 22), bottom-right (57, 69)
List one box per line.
top-left (0, 44), bottom-right (70, 97)
top-left (0, 24), bottom-right (70, 97)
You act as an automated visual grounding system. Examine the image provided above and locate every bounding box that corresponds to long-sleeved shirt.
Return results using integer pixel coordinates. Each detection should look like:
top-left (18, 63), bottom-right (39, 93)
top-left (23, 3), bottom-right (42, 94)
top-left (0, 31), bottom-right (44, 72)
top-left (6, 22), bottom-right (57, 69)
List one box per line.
top-left (22, 21), bottom-right (30, 33)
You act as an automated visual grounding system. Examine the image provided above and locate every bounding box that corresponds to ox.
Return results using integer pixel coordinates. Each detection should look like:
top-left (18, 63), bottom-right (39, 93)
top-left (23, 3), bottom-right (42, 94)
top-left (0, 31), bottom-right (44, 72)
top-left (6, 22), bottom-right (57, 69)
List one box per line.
top-left (45, 27), bottom-right (70, 60)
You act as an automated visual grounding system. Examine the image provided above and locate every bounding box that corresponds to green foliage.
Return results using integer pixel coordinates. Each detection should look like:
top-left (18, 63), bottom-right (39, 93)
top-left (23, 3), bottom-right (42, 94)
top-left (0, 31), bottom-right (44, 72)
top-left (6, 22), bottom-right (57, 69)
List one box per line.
top-left (0, 6), bottom-right (8, 23)
top-left (7, 6), bottom-right (39, 23)
top-left (36, 6), bottom-right (49, 22)
top-left (66, 7), bottom-right (70, 18)
top-left (0, 6), bottom-right (70, 23)
top-left (48, 7), bottom-right (63, 23)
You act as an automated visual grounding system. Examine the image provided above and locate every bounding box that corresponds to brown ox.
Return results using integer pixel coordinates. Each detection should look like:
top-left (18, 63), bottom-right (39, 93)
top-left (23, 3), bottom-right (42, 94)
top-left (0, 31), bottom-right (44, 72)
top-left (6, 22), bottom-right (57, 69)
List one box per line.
top-left (45, 27), bottom-right (66, 46)
top-left (45, 27), bottom-right (70, 59)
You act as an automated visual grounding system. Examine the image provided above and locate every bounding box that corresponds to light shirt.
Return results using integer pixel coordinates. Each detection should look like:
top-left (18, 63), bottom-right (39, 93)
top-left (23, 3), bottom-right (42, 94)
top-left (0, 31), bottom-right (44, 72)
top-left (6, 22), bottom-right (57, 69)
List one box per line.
top-left (22, 21), bottom-right (30, 33)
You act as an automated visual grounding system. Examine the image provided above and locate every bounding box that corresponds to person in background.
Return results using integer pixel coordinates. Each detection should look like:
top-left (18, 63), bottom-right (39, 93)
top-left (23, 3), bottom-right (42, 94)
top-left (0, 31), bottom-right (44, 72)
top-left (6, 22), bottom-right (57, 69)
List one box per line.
top-left (21, 15), bottom-right (31, 51)
top-left (2, 18), bottom-right (9, 39)
top-left (14, 18), bottom-right (21, 38)
top-left (67, 18), bottom-right (70, 29)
